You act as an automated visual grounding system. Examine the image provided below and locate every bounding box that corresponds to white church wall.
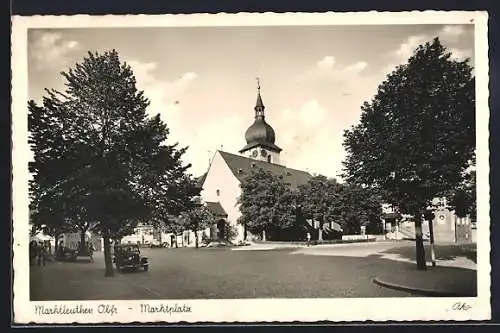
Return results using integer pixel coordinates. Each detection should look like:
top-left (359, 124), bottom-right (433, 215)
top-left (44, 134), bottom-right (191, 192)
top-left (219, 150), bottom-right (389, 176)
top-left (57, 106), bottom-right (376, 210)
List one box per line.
top-left (201, 151), bottom-right (244, 243)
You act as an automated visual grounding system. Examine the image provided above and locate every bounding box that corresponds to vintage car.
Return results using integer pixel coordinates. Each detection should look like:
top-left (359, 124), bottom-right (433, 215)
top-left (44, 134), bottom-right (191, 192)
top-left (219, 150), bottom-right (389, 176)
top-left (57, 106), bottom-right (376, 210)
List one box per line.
top-left (56, 247), bottom-right (78, 262)
top-left (113, 244), bottom-right (149, 272)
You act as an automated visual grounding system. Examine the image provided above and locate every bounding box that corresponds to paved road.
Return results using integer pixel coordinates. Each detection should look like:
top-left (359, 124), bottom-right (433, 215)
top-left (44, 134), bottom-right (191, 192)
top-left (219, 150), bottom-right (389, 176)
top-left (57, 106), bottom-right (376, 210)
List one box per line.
top-left (32, 245), bottom-right (420, 300)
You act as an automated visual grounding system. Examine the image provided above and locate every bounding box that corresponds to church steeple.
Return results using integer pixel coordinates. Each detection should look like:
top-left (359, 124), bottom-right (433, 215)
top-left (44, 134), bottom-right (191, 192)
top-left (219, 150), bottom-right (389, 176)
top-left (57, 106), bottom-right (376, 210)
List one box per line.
top-left (239, 78), bottom-right (282, 164)
top-left (255, 78), bottom-right (265, 118)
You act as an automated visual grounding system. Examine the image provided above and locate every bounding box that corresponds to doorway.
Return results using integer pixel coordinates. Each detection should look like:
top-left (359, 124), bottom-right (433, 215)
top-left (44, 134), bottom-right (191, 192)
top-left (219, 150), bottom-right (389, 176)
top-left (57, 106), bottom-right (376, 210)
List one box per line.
top-left (217, 220), bottom-right (226, 241)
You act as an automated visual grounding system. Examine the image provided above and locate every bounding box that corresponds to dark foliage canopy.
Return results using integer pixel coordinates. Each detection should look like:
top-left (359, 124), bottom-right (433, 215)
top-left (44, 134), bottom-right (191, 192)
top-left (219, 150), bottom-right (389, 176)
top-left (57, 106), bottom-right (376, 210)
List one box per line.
top-left (342, 37), bottom-right (475, 216)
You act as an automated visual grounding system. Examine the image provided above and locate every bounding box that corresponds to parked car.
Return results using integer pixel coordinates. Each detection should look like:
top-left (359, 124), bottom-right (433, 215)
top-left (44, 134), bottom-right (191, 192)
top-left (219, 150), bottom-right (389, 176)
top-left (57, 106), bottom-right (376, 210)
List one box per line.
top-left (113, 244), bottom-right (149, 272)
top-left (56, 247), bottom-right (78, 262)
top-left (150, 240), bottom-right (169, 248)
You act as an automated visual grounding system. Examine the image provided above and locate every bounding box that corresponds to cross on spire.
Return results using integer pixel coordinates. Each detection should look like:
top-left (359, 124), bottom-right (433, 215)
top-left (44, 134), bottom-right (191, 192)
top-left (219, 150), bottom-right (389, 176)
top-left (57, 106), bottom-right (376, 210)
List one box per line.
top-left (255, 77), bottom-right (265, 117)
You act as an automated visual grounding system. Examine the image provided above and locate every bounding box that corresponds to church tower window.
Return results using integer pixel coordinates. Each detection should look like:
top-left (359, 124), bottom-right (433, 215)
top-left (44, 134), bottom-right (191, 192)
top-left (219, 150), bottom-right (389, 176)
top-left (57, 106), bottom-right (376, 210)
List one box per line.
top-left (216, 189), bottom-right (220, 197)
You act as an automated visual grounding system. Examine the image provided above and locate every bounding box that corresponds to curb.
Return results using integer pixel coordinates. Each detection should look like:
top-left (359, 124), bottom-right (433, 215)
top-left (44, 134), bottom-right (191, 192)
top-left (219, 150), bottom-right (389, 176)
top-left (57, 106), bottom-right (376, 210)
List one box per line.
top-left (372, 277), bottom-right (469, 297)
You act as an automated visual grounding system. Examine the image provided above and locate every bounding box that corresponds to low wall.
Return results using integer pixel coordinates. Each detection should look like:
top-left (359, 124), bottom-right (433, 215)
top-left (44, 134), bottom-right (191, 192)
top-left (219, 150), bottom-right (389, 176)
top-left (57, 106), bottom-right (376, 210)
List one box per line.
top-left (342, 234), bottom-right (385, 241)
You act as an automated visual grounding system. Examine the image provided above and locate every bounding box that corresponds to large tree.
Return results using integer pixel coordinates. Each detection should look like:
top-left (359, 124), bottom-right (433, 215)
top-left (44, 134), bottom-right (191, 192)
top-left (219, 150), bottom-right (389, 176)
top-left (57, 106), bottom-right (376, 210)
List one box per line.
top-left (298, 175), bottom-right (343, 241)
top-left (237, 168), bottom-right (296, 240)
top-left (342, 38), bottom-right (475, 270)
top-left (28, 50), bottom-right (197, 276)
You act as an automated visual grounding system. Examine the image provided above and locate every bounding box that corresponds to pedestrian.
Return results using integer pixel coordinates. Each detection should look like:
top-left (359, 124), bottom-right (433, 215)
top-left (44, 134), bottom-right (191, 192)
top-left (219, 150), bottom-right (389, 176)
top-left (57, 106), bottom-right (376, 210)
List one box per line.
top-left (306, 232), bottom-right (311, 247)
top-left (57, 240), bottom-right (64, 260)
top-left (29, 240), bottom-right (37, 265)
top-left (37, 242), bottom-right (46, 266)
top-left (87, 241), bottom-right (94, 262)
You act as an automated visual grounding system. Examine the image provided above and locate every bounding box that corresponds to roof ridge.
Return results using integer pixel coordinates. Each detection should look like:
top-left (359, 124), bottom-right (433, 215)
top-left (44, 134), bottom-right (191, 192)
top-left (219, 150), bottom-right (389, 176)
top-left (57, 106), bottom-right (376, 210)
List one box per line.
top-left (219, 150), bottom-right (311, 175)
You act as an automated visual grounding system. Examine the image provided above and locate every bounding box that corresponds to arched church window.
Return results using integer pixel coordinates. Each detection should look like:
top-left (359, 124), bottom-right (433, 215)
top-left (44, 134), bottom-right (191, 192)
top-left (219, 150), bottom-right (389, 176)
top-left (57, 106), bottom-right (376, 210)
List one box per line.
top-left (216, 189), bottom-right (220, 196)
top-left (267, 155), bottom-right (272, 163)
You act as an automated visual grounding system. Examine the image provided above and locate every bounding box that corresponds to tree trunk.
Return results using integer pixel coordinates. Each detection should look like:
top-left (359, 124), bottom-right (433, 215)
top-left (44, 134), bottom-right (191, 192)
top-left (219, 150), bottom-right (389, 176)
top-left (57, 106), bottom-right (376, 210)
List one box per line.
top-left (427, 215), bottom-right (436, 267)
top-left (103, 229), bottom-right (114, 277)
top-left (54, 232), bottom-right (60, 253)
top-left (194, 223), bottom-right (199, 248)
top-left (414, 215), bottom-right (427, 271)
top-left (80, 228), bottom-right (87, 254)
top-left (318, 214), bottom-right (325, 242)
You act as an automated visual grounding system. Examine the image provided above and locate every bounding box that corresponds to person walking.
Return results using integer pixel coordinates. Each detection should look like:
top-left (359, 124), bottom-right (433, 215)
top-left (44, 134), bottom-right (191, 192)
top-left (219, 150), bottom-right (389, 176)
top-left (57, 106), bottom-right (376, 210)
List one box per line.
top-left (306, 232), bottom-right (311, 247)
top-left (87, 241), bottom-right (95, 262)
top-left (37, 242), bottom-right (46, 266)
top-left (29, 240), bottom-right (37, 266)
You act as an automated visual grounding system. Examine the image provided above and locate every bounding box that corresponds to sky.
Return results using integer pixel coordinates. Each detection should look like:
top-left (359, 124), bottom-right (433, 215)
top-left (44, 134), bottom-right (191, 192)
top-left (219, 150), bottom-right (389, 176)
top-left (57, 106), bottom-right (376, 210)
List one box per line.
top-left (27, 24), bottom-right (475, 180)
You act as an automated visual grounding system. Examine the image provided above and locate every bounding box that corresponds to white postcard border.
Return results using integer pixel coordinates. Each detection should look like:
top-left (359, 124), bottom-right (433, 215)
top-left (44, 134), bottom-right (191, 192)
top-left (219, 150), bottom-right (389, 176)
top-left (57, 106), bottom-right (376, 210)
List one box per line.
top-left (11, 11), bottom-right (491, 323)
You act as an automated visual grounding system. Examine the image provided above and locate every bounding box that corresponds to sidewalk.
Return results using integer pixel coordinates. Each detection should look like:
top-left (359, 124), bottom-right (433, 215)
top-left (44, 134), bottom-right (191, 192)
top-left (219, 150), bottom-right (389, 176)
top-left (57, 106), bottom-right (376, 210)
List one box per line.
top-left (232, 242), bottom-right (307, 251)
top-left (373, 264), bottom-right (477, 297)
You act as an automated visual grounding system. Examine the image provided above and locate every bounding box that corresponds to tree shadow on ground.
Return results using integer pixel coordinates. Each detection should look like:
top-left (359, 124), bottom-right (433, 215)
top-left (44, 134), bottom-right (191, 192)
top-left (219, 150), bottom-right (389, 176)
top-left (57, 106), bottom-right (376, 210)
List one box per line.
top-left (380, 243), bottom-right (477, 263)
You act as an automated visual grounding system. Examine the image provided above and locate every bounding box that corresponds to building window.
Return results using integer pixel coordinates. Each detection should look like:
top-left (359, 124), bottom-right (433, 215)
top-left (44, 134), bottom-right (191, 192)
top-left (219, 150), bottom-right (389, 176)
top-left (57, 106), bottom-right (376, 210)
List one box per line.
top-left (267, 155), bottom-right (272, 163)
top-left (216, 189), bottom-right (220, 196)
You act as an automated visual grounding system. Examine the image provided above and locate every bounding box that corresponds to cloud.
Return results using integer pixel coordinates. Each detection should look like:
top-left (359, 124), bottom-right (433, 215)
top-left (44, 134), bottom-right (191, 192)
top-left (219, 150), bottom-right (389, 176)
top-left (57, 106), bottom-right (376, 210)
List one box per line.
top-left (394, 35), bottom-right (428, 60)
top-left (299, 56), bottom-right (369, 84)
top-left (186, 115), bottom-right (247, 175)
top-left (440, 25), bottom-right (466, 42)
top-left (345, 61), bottom-right (368, 72)
top-left (278, 99), bottom-right (348, 180)
top-left (126, 59), bottom-right (198, 120)
top-left (316, 56), bottom-right (336, 70)
top-left (126, 59), bottom-right (226, 176)
top-left (30, 31), bottom-right (80, 71)
top-left (448, 47), bottom-right (473, 61)
top-left (389, 25), bottom-right (472, 66)
top-left (282, 99), bottom-right (327, 127)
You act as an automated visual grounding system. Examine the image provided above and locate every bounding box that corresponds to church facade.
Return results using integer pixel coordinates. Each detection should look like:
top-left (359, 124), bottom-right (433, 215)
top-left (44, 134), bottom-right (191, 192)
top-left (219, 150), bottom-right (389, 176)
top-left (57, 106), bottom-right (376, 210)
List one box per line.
top-left (199, 83), bottom-right (312, 243)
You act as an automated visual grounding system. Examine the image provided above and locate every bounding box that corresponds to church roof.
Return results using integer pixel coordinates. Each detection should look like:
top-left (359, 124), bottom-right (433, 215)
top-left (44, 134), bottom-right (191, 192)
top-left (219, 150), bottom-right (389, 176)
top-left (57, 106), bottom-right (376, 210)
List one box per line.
top-left (205, 201), bottom-right (228, 218)
top-left (218, 151), bottom-right (312, 189)
top-left (195, 172), bottom-right (208, 188)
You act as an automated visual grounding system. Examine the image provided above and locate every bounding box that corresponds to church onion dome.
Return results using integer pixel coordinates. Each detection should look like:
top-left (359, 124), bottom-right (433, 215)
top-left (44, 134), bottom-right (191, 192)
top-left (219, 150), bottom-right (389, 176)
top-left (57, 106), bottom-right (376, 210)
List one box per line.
top-left (244, 118), bottom-right (276, 145)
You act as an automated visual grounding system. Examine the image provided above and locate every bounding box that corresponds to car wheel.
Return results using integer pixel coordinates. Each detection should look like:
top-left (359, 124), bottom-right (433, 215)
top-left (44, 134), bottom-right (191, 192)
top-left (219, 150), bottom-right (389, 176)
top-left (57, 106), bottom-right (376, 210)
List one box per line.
top-left (143, 265), bottom-right (149, 272)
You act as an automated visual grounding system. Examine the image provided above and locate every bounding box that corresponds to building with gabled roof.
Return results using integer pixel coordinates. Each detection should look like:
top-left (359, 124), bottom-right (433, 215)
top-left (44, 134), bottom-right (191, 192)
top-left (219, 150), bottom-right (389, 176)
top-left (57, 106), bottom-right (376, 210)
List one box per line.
top-left (198, 81), bottom-right (312, 243)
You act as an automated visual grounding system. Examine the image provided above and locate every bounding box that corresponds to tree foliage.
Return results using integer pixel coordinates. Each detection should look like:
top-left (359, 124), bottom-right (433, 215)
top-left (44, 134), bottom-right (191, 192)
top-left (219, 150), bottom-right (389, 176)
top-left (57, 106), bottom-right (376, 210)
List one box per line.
top-left (298, 175), bottom-right (343, 241)
top-left (342, 37), bottom-right (475, 269)
top-left (342, 37), bottom-right (475, 215)
top-left (298, 177), bottom-right (383, 238)
top-left (336, 184), bottom-right (383, 235)
top-left (28, 50), bottom-right (198, 276)
top-left (447, 169), bottom-right (476, 219)
top-left (237, 168), bottom-right (296, 239)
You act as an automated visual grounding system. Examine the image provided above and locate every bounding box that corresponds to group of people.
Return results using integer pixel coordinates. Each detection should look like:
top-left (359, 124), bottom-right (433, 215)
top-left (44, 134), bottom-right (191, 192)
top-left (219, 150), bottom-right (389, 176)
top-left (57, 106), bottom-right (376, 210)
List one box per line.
top-left (29, 239), bottom-right (96, 265)
top-left (29, 240), bottom-right (51, 266)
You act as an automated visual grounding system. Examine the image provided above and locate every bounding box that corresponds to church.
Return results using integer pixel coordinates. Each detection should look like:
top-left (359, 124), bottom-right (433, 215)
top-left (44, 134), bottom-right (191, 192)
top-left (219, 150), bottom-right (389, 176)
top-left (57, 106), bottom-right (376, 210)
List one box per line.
top-left (198, 82), bottom-right (312, 244)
